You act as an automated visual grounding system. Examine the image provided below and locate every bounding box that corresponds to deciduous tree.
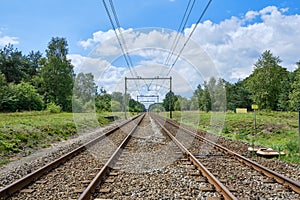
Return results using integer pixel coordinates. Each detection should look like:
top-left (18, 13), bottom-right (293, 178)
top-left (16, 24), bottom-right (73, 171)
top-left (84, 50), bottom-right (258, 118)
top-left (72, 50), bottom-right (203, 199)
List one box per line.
top-left (41, 37), bottom-right (74, 111)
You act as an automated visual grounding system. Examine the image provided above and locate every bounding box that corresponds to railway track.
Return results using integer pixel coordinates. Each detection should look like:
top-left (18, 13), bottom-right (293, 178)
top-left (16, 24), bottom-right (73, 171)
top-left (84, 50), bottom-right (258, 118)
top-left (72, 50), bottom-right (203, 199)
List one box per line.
top-left (152, 113), bottom-right (300, 199)
top-left (81, 113), bottom-right (224, 199)
top-left (1, 113), bottom-right (299, 199)
top-left (0, 114), bottom-right (142, 199)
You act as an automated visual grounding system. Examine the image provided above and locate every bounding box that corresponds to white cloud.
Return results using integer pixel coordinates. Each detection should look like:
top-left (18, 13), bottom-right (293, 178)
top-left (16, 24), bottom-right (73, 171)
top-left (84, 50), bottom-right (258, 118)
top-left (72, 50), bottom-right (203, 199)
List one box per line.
top-left (74, 5), bottom-right (300, 98)
top-left (0, 32), bottom-right (19, 47)
top-left (185, 6), bottom-right (300, 81)
top-left (78, 28), bottom-right (132, 49)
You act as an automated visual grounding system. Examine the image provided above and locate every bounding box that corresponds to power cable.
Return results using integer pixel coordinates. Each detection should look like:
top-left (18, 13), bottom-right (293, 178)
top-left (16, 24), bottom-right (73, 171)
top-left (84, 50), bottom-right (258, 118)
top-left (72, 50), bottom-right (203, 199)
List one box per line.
top-left (158, 0), bottom-right (212, 94)
top-left (166, 0), bottom-right (212, 77)
top-left (102, 0), bottom-right (141, 93)
top-left (150, 0), bottom-right (196, 91)
top-left (164, 0), bottom-right (196, 66)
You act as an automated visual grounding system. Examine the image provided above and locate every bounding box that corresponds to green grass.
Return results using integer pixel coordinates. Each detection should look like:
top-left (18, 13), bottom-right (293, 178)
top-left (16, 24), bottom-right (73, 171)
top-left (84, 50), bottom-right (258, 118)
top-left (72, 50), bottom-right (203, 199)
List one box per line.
top-left (0, 111), bottom-right (111, 167)
top-left (170, 111), bottom-right (300, 164)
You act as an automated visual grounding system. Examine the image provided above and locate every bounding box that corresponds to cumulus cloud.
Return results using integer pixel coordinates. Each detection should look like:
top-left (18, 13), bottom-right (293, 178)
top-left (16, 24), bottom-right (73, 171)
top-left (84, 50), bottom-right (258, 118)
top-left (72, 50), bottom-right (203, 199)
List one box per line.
top-left (185, 6), bottom-right (300, 82)
top-left (74, 5), bottom-right (300, 98)
top-left (0, 32), bottom-right (19, 47)
top-left (78, 28), bottom-right (132, 49)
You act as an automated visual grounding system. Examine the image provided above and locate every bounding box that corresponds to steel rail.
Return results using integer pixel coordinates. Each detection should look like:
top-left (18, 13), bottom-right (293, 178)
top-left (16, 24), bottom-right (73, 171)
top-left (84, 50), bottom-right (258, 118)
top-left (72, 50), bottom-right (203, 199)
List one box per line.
top-left (155, 114), bottom-right (300, 194)
top-left (0, 114), bottom-right (141, 199)
top-left (78, 113), bottom-right (146, 200)
top-left (151, 114), bottom-right (237, 200)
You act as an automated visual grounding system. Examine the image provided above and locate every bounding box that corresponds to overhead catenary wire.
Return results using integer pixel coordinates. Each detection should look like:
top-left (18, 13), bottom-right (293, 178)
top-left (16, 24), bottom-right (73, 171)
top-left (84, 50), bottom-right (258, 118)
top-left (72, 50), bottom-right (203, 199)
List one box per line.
top-left (102, 0), bottom-right (141, 94)
top-left (164, 0), bottom-right (196, 66)
top-left (158, 0), bottom-right (212, 94)
top-left (165, 0), bottom-right (212, 77)
top-left (150, 0), bottom-right (196, 91)
top-left (108, 0), bottom-right (136, 76)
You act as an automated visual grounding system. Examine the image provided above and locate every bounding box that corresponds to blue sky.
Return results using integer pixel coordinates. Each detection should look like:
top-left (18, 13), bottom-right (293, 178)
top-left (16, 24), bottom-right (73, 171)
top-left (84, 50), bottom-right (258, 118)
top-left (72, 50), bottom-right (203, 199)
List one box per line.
top-left (1, 0), bottom-right (300, 96)
top-left (1, 0), bottom-right (299, 55)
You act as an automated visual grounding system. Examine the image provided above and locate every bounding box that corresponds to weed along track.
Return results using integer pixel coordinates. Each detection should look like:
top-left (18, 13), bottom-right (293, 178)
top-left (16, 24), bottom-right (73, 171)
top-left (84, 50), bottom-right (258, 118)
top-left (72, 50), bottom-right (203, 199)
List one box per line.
top-left (1, 113), bottom-right (300, 199)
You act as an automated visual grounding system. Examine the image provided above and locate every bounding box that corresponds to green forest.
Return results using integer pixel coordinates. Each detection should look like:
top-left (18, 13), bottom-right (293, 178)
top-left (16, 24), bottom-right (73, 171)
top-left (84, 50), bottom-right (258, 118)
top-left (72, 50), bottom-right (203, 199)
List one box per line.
top-left (0, 37), bottom-right (145, 113)
top-left (160, 50), bottom-right (300, 112)
top-left (1, 37), bottom-right (300, 113)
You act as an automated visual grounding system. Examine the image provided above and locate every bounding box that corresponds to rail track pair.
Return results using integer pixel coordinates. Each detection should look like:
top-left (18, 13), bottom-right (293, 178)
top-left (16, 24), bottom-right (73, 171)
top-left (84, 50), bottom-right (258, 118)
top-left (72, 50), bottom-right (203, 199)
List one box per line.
top-left (1, 113), bottom-right (299, 199)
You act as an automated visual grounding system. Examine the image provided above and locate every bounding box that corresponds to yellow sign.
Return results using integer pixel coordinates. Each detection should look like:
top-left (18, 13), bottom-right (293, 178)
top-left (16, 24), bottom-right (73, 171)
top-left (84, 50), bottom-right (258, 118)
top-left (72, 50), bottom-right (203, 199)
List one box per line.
top-left (252, 104), bottom-right (258, 110)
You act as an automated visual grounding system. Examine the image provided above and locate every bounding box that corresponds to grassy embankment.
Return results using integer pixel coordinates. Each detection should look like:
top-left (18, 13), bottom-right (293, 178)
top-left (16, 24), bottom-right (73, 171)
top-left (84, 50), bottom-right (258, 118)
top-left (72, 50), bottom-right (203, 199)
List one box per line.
top-left (170, 111), bottom-right (300, 164)
top-left (0, 111), bottom-right (112, 167)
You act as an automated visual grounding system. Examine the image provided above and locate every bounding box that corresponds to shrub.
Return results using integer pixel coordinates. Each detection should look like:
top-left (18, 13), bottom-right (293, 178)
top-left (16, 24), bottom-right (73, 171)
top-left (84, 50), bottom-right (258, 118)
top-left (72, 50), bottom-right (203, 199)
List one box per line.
top-left (46, 102), bottom-right (62, 113)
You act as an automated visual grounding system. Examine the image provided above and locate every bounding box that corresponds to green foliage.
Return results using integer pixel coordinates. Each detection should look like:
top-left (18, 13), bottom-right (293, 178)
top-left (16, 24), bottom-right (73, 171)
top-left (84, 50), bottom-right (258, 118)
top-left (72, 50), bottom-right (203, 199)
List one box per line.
top-left (245, 50), bottom-right (288, 110)
top-left (73, 73), bottom-right (97, 104)
top-left (0, 44), bottom-right (28, 83)
top-left (11, 82), bottom-right (44, 111)
top-left (286, 138), bottom-right (299, 153)
top-left (226, 80), bottom-right (252, 111)
top-left (42, 37), bottom-right (74, 111)
top-left (46, 102), bottom-right (62, 113)
top-left (128, 99), bottom-right (146, 113)
top-left (162, 91), bottom-right (177, 111)
top-left (111, 100), bottom-right (122, 112)
top-left (95, 93), bottom-right (112, 112)
top-left (0, 81), bottom-right (44, 112)
top-left (289, 65), bottom-right (300, 111)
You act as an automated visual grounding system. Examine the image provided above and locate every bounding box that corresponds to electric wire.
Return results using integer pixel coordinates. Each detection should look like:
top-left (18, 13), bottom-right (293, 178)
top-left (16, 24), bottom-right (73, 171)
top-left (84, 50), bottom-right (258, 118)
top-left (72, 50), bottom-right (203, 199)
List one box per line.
top-left (102, 0), bottom-right (141, 94)
top-left (150, 0), bottom-right (196, 91)
top-left (166, 0), bottom-right (212, 77)
top-left (157, 0), bottom-right (212, 94)
top-left (164, 0), bottom-right (196, 66)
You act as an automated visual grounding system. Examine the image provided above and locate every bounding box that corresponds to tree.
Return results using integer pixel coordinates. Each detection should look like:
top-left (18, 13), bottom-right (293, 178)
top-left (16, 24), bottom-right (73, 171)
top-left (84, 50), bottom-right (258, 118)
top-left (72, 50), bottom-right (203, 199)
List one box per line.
top-left (111, 100), bottom-right (122, 112)
top-left (246, 50), bottom-right (287, 110)
top-left (201, 81), bottom-right (212, 112)
top-left (11, 82), bottom-right (44, 111)
top-left (129, 99), bottom-right (145, 113)
top-left (24, 51), bottom-right (43, 82)
top-left (95, 93), bottom-right (112, 112)
top-left (111, 92), bottom-right (123, 104)
top-left (212, 78), bottom-right (226, 111)
top-left (226, 80), bottom-right (252, 111)
top-left (162, 91), bottom-right (177, 111)
top-left (41, 37), bottom-right (74, 111)
top-left (0, 72), bottom-right (9, 111)
top-left (192, 84), bottom-right (204, 110)
top-left (73, 73), bottom-right (97, 103)
top-left (0, 44), bottom-right (28, 83)
top-left (174, 96), bottom-right (190, 111)
top-left (277, 71), bottom-right (293, 111)
top-left (289, 63), bottom-right (300, 111)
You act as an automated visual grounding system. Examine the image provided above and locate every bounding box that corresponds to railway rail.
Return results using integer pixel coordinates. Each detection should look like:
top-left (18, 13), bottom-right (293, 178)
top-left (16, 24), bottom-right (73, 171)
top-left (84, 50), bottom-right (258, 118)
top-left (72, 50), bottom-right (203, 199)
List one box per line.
top-left (0, 112), bottom-right (299, 199)
top-left (151, 113), bottom-right (300, 199)
top-left (0, 114), bottom-right (142, 199)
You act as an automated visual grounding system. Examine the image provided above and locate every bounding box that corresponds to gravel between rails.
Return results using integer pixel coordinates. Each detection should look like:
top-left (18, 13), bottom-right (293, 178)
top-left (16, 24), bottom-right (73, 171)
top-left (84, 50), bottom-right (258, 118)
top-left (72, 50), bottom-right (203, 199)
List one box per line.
top-left (163, 120), bottom-right (300, 199)
top-left (94, 114), bottom-right (222, 199)
top-left (3, 117), bottom-right (142, 200)
top-left (0, 123), bottom-right (116, 189)
top-left (171, 119), bottom-right (300, 182)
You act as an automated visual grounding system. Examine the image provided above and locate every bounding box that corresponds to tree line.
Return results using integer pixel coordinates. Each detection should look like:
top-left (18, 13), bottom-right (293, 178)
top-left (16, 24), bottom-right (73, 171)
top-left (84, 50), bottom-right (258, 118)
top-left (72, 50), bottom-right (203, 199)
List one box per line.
top-left (0, 37), bottom-right (74, 112)
top-left (1, 38), bottom-right (299, 113)
top-left (0, 37), bottom-right (145, 113)
top-left (159, 50), bottom-right (300, 112)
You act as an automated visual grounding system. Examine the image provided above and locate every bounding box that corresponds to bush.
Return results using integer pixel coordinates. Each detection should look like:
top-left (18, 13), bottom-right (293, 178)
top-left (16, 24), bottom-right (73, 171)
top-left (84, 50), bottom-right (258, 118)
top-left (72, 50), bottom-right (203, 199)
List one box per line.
top-left (1, 82), bottom-right (44, 112)
top-left (47, 102), bottom-right (62, 113)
